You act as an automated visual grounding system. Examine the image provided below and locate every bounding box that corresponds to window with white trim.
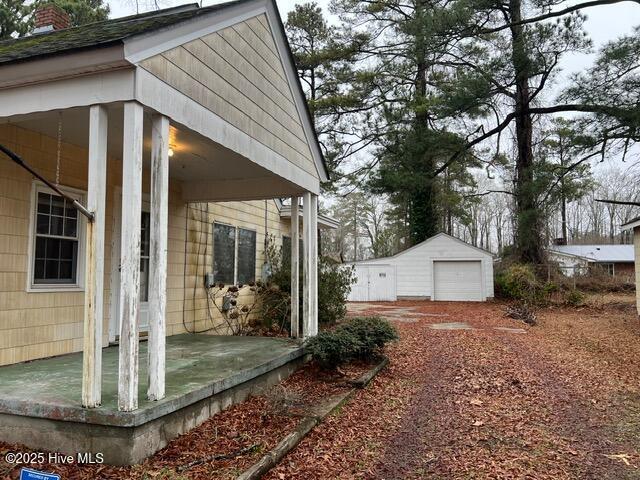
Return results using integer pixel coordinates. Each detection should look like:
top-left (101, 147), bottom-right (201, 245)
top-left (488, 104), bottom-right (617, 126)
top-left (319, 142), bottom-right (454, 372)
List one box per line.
top-left (237, 228), bottom-right (257, 284)
top-left (212, 223), bottom-right (257, 285)
top-left (30, 185), bottom-right (84, 289)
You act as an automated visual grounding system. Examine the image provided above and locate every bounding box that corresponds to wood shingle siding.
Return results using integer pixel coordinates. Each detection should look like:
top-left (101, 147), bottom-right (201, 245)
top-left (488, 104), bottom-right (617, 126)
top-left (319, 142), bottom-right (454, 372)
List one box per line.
top-left (139, 14), bottom-right (318, 178)
top-left (0, 124), bottom-right (290, 366)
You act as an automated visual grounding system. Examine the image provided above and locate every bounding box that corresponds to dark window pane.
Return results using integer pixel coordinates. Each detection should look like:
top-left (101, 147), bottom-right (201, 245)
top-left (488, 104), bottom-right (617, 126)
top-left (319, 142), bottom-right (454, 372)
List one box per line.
top-left (213, 223), bottom-right (236, 285)
top-left (59, 239), bottom-right (74, 260)
top-left (45, 237), bottom-right (60, 258)
top-left (45, 260), bottom-right (59, 279)
top-left (35, 237), bottom-right (46, 259)
top-left (237, 228), bottom-right (256, 284)
top-left (140, 258), bottom-right (149, 302)
top-left (59, 261), bottom-right (73, 280)
top-left (141, 212), bottom-right (151, 257)
top-left (64, 218), bottom-right (77, 237)
top-left (37, 193), bottom-right (51, 214)
top-left (50, 216), bottom-right (63, 236)
top-left (51, 196), bottom-right (65, 216)
top-left (37, 213), bottom-right (49, 234)
top-left (65, 205), bottom-right (77, 219)
top-left (34, 259), bottom-right (45, 279)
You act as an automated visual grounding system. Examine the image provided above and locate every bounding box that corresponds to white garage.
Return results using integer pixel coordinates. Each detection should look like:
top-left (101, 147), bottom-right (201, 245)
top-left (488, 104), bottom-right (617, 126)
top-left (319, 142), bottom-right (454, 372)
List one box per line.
top-left (348, 233), bottom-right (494, 302)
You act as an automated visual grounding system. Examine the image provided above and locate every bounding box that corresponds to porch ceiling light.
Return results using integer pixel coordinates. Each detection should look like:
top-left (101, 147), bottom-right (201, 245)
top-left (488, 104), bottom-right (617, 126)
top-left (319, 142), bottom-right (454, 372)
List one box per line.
top-left (168, 148), bottom-right (174, 157)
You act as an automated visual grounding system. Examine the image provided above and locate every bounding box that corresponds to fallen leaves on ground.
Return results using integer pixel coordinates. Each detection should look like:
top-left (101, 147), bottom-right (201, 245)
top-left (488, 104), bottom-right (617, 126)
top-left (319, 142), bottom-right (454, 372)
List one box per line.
top-left (2, 298), bottom-right (640, 479)
top-left (265, 298), bottom-right (640, 480)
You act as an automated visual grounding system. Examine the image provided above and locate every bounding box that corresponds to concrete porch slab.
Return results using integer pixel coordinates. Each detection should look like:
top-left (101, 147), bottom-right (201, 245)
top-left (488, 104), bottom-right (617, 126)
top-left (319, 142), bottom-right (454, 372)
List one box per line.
top-left (0, 335), bottom-right (305, 464)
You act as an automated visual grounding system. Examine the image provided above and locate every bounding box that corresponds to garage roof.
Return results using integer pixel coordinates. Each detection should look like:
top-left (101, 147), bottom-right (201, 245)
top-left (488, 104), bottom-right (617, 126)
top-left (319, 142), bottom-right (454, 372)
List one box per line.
top-left (351, 232), bottom-right (493, 264)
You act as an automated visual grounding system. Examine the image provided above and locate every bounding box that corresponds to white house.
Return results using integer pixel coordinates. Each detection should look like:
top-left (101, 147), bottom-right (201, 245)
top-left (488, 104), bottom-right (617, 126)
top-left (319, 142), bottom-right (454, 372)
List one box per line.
top-left (348, 233), bottom-right (494, 302)
top-left (548, 244), bottom-right (634, 278)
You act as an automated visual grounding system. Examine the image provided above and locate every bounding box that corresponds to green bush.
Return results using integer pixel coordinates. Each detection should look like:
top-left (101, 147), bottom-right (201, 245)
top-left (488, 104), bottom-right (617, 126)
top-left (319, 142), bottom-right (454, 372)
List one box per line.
top-left (318, 258), bottom-right (356, 326)
top-left (259, 236), bottom-right (356, 332)
top-left (305, 330), bottom-right (362, 370)
top-left (339, 316), bottom-right (398, 359)
top-left (306, 316), bottom-right (397, 369)
top-left (566, 289), bottom-right (585, 307)
top-left (495, 264), bottom-right (544, 304)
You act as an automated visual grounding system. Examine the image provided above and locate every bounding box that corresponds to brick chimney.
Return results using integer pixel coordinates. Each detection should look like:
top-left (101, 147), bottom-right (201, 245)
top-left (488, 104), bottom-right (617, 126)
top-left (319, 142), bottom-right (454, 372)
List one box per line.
top-left (33, 4), bottom-right (71, 33)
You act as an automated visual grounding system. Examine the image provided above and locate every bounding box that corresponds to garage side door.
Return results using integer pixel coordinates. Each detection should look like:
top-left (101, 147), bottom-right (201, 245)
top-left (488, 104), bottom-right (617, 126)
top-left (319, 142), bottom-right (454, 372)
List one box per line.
top-left (367, 265), bottom-right (397, 301)
top-left (433, 260), bottom-right (483, 301)
top-left (348, 265), bottom-right (370, 301)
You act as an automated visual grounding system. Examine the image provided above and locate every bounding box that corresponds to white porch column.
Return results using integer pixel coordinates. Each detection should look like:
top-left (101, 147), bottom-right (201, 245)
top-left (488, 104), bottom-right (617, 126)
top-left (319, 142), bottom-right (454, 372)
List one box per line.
top-left (290, 196), bottom-right (300, 338)
top-left (118, 101), bottom-right (144, 412)
top-left (309, 194), bottom-right (318, 336)
top-left (147, 114), bottom-right (169, 401)
top-left (82, 105), bottom-right (108, 408)
top-left (302, 193), bottom-right (318, 338)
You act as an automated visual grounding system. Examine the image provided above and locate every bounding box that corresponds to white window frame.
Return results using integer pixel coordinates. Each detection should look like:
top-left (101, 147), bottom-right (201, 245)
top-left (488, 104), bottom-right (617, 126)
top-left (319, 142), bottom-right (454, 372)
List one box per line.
top-left (26, 181), bottom-right (86, 292)
top-left (212, 223), bottom-right (257, 285)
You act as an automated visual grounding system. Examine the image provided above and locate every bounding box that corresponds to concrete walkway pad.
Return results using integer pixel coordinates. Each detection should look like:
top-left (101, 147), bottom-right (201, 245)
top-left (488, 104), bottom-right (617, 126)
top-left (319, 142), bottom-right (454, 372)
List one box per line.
top-left (429, 322), bottom-right (473, 330)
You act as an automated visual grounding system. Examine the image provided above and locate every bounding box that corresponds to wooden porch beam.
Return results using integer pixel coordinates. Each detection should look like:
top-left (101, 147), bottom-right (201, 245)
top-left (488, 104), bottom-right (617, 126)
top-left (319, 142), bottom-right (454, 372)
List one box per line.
top-left (309, 194), bottom-right (318, 336)
top-left (147, 114), bottom-right (169, 401)
top-left (118, 101), bottom-right (144, 412)
top-left (82, 104), bottom-right (108, 408)
top-left (290, 196), bottom-right (300, 338)
top-left (302, 193), bottom-right (319, 338)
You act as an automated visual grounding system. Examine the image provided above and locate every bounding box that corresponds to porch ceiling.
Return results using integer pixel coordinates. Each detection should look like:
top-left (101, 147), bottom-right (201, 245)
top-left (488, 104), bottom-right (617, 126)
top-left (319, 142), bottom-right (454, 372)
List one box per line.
top-left (2, 104), bottom-right (308, 201)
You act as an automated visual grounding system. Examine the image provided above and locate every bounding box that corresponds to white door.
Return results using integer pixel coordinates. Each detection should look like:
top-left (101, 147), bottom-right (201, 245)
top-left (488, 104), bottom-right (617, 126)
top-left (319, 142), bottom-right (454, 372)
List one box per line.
top-left (348, 264), bottom-right (396, 302)
top-left (367, 265), bottom-right (397, 301)
top-left (109, 192), bottom-right (150, 342)
top-left (433, 260), bottom-right (483, 301)
top-left (349, 265), bottom-right (370, 301)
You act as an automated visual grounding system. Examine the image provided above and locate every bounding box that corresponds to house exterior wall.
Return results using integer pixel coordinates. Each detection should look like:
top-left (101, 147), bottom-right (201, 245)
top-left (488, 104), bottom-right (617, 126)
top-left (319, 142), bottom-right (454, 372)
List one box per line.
top-left (613, 262), bottom-right (634, 280)
top-left (635, 227), bottom-right (640, 315)
top-left (356, 234), bottom-right (494, 300)
top-left (139, 14), bottom-right (317, 180)
top-left (0, 124), bottom-right (290, 366)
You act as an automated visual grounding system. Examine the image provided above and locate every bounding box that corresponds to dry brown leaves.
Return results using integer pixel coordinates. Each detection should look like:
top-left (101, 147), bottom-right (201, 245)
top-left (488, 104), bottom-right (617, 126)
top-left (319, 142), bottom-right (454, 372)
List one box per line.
top-left (3, 298), bottom-right (640, 479)
top-left (266, 299), bottom-right (640, 480)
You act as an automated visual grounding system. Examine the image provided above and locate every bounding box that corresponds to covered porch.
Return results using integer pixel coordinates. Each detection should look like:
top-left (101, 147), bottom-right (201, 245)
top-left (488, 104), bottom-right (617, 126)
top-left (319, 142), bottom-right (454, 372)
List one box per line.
top-left (0, 98), bottom-right (320, 410)
top-left (0, 0), bottom-right (328, 463)
top-left (0, 334), bottom-right (305, 464)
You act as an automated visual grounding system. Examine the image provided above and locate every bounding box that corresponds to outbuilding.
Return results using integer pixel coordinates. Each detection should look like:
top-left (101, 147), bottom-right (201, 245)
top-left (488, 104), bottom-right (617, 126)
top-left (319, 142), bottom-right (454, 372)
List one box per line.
top-left (348, 233), bottom-right (494, 302)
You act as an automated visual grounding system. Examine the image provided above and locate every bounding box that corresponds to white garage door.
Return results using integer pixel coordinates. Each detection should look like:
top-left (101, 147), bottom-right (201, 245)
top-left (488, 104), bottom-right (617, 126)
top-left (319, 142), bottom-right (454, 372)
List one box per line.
top-left (348, 265), bottom-right (397, 302)
top-left (433, 260), bottom-right (483, 301)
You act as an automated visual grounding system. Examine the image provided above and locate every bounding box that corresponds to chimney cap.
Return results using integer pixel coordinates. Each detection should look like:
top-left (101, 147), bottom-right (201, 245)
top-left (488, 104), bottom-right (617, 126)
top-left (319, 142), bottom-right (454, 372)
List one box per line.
top-left (33, 3), bottom-right (71, 34)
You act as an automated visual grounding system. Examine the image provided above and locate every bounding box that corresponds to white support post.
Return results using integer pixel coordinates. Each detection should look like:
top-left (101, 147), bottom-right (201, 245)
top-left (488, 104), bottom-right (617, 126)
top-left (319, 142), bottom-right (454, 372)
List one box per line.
top-left (82, 105), bottom-right (108, 408)
top-left (290, 196), bottom-right (300, 338)
top-left (147, 114), bottom-right (169, 401)
top-left (309, 194), bottom-right (318, 336)
top-left (118, 101), bottom-right (144, 412)
top-left (302, 192), bottom-right (312, 339)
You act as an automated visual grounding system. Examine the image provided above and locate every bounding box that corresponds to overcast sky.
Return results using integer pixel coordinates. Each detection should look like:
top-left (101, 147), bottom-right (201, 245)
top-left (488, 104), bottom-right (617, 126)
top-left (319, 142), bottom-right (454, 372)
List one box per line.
top-left (110, 0), bottom-right (639, 85)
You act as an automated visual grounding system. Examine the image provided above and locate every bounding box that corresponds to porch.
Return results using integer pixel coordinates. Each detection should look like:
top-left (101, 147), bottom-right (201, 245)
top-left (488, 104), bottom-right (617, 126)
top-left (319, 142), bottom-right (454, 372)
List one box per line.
top-left (0, 334), bottom-right (305, 464)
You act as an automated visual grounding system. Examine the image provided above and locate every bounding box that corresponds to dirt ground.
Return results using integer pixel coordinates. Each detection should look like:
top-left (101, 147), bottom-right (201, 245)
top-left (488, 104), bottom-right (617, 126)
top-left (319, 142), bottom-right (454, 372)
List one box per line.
top-left (266, 296), bottom-right (640, 480)
top-left (2, 296), bottom-right (640, 479)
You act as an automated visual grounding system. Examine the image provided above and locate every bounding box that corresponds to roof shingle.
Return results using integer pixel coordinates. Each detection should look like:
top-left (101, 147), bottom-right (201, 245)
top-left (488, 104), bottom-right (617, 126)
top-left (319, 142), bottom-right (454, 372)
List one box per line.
top-left (0, 1), bottom-right (244, 65)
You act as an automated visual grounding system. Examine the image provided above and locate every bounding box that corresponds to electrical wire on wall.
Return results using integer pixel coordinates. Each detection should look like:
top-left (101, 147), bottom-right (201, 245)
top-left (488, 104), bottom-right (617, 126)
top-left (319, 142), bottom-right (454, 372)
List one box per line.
top-left (182, 202), bottom-right (224, 334)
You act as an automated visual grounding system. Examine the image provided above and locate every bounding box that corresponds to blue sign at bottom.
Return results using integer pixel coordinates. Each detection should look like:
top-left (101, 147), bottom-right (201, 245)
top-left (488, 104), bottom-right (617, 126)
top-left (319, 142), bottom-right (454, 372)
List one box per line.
top-left (20, 467), bottom-right (61, 480)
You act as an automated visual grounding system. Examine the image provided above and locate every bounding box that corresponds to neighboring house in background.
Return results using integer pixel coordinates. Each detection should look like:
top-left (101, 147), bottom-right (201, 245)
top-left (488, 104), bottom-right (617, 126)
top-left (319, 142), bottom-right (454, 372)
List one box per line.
top-left (548, 244), bottom-right (634, 279)
top-left (0, 0), bottom-right (332, 463)
top-left (348, 233), bottom-right (495, 302)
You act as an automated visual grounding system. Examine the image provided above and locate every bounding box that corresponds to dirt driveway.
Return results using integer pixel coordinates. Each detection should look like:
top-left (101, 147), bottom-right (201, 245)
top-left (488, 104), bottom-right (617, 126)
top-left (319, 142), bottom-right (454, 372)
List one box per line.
top-left (267, 299), bottom-right (640, 479)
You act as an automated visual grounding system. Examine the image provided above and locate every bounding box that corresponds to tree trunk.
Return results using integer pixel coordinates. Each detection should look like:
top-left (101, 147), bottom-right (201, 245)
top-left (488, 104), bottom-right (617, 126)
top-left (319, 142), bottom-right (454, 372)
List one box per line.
top-left (509, 0), bottom-right (543, 264)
